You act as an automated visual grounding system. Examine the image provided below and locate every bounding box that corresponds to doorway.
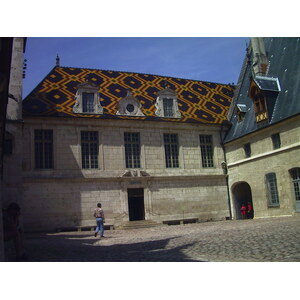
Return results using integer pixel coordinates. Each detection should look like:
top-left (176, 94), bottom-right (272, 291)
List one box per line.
top-left (128, 188), bottom-right (145, 221)
top-left (232, 182), bottom-right (254, 219)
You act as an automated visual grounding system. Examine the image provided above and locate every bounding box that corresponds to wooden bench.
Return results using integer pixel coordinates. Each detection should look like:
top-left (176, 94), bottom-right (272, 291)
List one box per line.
top-left (162, 218), bottom-right (199, 226)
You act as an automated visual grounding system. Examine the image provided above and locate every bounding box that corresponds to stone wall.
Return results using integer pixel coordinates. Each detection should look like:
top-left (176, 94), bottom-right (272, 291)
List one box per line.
top-left (225, 116), bottom-right (300, 219)
top-left (2, 37), bottom-right (24, 211)
top-left (22, 118), bottom-right (229, 231)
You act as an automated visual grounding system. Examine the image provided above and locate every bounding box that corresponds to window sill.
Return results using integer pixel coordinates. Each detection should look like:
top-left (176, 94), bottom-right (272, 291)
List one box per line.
top-left (268, 204), bottom-right (280, 208)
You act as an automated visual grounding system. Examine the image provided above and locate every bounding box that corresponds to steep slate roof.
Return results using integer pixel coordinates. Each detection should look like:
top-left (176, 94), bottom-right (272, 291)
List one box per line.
top-left (224, 37), bottom-right (300, 143)
top-left (23, 66), bottom-right (234, 124)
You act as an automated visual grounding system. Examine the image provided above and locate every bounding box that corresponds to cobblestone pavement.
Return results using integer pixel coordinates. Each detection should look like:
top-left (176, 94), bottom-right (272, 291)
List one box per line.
top-left (12, 216), bottom-right (300, 262)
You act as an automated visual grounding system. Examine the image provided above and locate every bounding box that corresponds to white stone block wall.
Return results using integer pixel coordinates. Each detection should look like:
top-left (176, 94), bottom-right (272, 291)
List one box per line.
top-left (225, 116), bottom-right (300, 219)
top-left (22, 176), bottom-right (229, 231)
top-left (21, 118), bottom-right (230, 231)
top-left (149, 178), bottom-right (229, 222)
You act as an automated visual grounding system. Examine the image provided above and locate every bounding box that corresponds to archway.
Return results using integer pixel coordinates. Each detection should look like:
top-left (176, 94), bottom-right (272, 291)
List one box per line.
top-left (232, 182), bottom-right (254, 220)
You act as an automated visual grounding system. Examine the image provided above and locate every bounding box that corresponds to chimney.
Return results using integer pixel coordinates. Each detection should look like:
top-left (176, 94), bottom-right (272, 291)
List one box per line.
top-left (251, 37), bottom-right (268, 76)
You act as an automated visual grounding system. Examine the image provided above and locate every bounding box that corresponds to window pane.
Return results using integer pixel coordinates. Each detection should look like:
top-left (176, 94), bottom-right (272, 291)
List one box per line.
top-left (34, 130), bottom-right (53, 169)
top-left (271, 133), bottom-right (281, 149)
top-left (266, 173), bottom-right (280, 206)
top-left (124, 132), bottom-right (140, 168)
top-left (82, 92), bottom-right (94, 113)
top-left (290, 168), bottom-right (300, 201)
top-left (81, 131), bottom-right (98, 169)
top-left (163, 98), bottom-right (173, 117)
top-left (243, 143), bottom-right (251, 158)
top-left (199, 135), bottom-right (214, 167)
top-left (164, 133), bottom-right (179, 168)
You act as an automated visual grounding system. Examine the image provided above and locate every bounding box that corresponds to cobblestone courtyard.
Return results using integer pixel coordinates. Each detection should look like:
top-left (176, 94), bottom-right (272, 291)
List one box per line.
top-left (10, 215), bottom-right (300, 262)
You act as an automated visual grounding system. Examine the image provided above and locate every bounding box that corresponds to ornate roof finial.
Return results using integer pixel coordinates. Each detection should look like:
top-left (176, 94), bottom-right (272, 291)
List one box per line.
top-left (126, 88), bottom-right (132, 96)
top-left (56, 54), bottom-right (60, 67)
top-left (163, 80), bottom-right (169, 89)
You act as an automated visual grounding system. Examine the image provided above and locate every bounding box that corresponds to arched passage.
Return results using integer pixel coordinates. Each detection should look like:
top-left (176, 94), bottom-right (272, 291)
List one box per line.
top-left (232, 182), bottom-right (254, 220)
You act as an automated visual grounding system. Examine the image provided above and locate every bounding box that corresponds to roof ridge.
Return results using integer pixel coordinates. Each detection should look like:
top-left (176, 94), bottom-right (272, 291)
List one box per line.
top-left (56, 65), bottom-right (235, 87)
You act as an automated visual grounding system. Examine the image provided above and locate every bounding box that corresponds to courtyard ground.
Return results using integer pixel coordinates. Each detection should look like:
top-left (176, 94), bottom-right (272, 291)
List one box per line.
top-left (5, 215), bottom-right (300, 262)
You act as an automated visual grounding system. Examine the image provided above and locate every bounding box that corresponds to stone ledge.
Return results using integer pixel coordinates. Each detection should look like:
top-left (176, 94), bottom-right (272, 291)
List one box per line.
top-left (56, 224), bottom-right (114, 232)
top-left (162, 218), bottom-right (199, 225)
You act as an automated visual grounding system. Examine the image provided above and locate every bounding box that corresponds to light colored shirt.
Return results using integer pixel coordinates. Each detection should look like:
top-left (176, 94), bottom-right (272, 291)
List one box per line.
top-left (94, 207), bottom-right (104, 218)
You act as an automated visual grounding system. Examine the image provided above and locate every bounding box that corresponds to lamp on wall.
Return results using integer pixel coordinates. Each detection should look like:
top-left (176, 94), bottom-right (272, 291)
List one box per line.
top-left (221, 161), bottom-right (227, 175)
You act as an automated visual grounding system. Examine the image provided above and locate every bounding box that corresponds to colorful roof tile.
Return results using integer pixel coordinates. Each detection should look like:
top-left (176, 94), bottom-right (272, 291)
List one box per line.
top-left (23, 66), bottom-right (235, 124)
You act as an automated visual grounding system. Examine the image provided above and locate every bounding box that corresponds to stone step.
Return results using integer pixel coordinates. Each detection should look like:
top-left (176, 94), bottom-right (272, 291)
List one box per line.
top-left (120, 220), bottom-right (161, 230)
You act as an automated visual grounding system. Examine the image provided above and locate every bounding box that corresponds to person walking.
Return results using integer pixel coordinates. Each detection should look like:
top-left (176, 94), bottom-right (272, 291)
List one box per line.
top-left (94, 203), bottom-right (105, 238)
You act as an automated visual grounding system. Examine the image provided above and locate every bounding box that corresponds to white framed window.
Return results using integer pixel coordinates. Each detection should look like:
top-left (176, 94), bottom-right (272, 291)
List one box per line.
top-left (124, 132), bottom-right (141, 168)
top-left (290, 168), bottom-right (300, 202)
top-left (73, 81), bottom-right (103, 114)
top-left (81, 131), bottom-right (99, 169)
top-left (199, 135), bottom-right (214, 168)
top-left (164, 133), bottom-right (179, 168)
top-left (155, 87), bottom-right (181, 118)
top-left (34, 129), bottom-right (53, 169)
top-left (265, 172), bottom-right (280, 207)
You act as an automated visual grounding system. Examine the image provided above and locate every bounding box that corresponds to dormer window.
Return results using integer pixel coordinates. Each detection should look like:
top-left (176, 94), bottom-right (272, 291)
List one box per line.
top-left (82, 92), bottom-right (95, 113)
top-left (155, 87), bottom-right (181, 118)
top-left (249, 79), bottom-right (268, 123)
top-left (116, 89), bottom-right (145, 116)
top-left (236, 104), bottom-right (247, 122)
top-left (163, 98), bottom-right (174, 117)
top-left (73, 81), bottom-right (103, 114)
top-left (248, 75), bottom-right (281, 124)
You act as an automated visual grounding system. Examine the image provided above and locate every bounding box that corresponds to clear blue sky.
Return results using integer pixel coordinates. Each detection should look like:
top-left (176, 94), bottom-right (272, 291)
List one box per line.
top-left (23, 37), bottom-right (249, 98)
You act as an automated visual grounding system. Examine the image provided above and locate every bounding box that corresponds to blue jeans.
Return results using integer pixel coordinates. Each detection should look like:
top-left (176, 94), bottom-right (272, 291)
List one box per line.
top-left (95, 218), bottom-right (104, 237)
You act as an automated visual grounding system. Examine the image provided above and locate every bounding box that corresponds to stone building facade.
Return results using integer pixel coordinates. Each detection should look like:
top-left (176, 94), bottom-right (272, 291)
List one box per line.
top-left (21, 65), bottom-right (234, 231)
top-left (0, 37), bottom-right (26, 260)
top-left (224, 37), bottom-right (300, 220)
top-left (5, 37), bottom-right (299, 234)
top-left (3, 38), bottom-right (25, 207)
top-left (22, 118), bottom-right (230, 231)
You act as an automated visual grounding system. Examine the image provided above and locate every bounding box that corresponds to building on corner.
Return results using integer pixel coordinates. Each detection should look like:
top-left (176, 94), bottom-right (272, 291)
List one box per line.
top-left (21, 64), bottom-right (235, 231)
top-left (224, 37), bottom-right (300, 219)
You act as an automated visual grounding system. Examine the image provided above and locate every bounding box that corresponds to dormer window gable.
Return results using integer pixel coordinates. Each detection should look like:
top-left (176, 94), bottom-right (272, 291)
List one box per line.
top-left (73, 81), bottom-right (103, 114)
top-left (254, 75), bottom-right (281, 93)
top-left (235, 103), bottom-right (248, 122)
top-left (116, 89), bottom-right (145, 116)
top-left (248, 74), bottom-right (281, 124)
top-left (249, 77), bottom-right (268, 123)
top-left (155, 87), bottom-right (181, 118)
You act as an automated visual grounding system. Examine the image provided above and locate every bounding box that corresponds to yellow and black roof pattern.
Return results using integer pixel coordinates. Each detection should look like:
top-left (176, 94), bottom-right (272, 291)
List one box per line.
top-left (23, 66), bottom-right (235, 124)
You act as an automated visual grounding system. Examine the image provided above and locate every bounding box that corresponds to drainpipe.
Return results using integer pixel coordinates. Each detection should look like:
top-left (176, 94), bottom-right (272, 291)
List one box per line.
top-left (220, 122), bottom-right (233, 220)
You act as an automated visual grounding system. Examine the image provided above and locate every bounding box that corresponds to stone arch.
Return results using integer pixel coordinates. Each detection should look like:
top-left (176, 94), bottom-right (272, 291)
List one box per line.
top-left (231, 181), bottom-right (254, 220)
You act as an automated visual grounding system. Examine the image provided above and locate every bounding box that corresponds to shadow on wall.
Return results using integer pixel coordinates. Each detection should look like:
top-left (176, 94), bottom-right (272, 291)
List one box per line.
top-left (22, 132), bottom-right (85, 232)
top-left (23, 129), bottom-right (123, 232)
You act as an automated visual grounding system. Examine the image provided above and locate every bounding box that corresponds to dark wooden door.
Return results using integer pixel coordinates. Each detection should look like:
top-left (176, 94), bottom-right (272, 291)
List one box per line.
top-left (128, 188), bottom-right (145, 221)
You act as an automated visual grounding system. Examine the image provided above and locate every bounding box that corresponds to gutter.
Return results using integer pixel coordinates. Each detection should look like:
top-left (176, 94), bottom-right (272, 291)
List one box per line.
top-left (220, 121), bottom-right (232, 220)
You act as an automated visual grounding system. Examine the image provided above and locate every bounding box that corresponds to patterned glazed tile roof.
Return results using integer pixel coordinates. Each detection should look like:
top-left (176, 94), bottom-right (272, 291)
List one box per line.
top-left (23, 66), bottom-right (235, 124)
